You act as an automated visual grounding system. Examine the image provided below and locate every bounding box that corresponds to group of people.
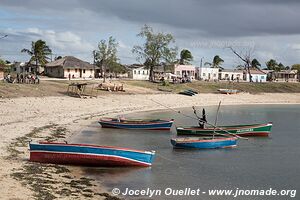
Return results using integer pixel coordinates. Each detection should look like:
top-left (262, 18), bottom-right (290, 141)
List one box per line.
top-left (3, 73), bottom-right (40, 84)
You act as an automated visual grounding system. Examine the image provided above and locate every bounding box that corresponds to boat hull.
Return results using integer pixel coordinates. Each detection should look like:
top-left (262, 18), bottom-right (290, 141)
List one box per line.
top-left (99, 119), bottom-right (173, 130)
top-left (177, 123), bottom-right (272, 137)
top-left (29, 142), bottom-right (155, 167)
top-left (218, 89), bottom-right (239, 94)
top-left (171, 137), bottom-right (237, 149)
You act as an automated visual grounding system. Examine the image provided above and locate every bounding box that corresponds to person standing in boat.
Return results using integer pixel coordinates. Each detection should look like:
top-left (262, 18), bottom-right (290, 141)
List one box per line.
top-left (193, 107), bottom-right (207, 129)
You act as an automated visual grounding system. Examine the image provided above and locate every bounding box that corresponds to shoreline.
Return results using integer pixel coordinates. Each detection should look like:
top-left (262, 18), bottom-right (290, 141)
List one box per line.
top-left (1, 93), bottom-right (300, 199)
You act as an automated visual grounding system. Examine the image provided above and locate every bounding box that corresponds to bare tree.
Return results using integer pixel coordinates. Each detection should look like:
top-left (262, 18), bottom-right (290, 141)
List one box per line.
top-left (227, 46), bottom-right (254, 82)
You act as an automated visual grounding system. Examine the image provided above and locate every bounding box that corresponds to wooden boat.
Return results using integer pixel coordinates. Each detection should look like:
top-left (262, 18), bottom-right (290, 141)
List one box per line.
top-left (218, 89), bottom-right (240, 94)
top-left (171, 136), bottom-right (237, 149)
top-left (187, 89), bottom-right (198, 94)
top-left (29, 142), bottom-right (155, 167)
top-left (99, 118), bottom-right (174, 130)
top-left (177, 123), bottom-right (273, 137)
top-left (178, 90), bottom-right (196, 96)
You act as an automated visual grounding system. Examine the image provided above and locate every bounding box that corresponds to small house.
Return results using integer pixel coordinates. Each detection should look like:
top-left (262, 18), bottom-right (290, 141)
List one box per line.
top-left (127, 66), bottom-right (149, 80)
top-left (219, 69), bottom-right (243, 81)
top-left (275, 70), bottom-right (298, 82)
top-left (174, 64), bottom-right (196, 79)
top-left (244, 70), bottom-right (267, 82)
top-left (45, 56), bottom-right (97, 79)
top-left (198, 67), bottom-right (219, 81)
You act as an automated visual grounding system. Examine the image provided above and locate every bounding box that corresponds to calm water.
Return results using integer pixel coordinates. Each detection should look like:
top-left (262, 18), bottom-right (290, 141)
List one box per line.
top-left (71, 104), bottom-right (300, 200)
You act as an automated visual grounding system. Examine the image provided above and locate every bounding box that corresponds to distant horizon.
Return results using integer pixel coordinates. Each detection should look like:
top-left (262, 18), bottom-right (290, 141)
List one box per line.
top-left (1, 0), bottom-right (300, 67)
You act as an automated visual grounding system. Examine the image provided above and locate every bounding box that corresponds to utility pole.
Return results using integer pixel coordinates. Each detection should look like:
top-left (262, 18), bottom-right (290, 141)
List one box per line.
top-left (93, 50), bottom-right (96, 79)
top-left (200, 57), bottom-right (203, 68)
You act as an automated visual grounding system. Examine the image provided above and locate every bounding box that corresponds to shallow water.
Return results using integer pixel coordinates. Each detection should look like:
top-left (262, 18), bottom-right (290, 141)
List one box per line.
top-left (71, 104), bottom-right (300, 200)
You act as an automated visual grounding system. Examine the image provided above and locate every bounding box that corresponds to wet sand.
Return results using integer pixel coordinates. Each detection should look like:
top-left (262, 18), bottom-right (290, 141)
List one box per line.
top-left (0, 93), bottom-right (300, 199)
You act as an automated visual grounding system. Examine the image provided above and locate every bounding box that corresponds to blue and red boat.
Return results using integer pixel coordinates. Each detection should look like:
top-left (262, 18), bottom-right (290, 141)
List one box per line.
top-left (170, 136), bottom-right (238, 149)
top-left (99, 118), bottom-right (174, 130)
top-left (29, 142), bottom-right (155, 167)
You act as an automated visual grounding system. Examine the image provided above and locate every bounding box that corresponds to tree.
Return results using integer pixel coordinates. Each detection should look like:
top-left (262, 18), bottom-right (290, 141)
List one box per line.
top-left (132, 25), bottom-right (177, 81)
top-left (21, 39), bottom-right (52, 74)
top-left (251, 59), bottom-right (261, 69)
top-left (227, 47), bottom-right (255, 82)
top-left (55, 56), bottom-right (62, 60)
top-left (108, 62), bottom-right (127, 77)
top-left (266, 59), bottom-right (285, 71)
top-left (204, 55), bottom-right (224, 69)
top-left (235, 64), bottom-right (244, 70)
top-left (179, 49), bottom-right (193, 65)
top-left (94, 36), bottom-right (118, 82)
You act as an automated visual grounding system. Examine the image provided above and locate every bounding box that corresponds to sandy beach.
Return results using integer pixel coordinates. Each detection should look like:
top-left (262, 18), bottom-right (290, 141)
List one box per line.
top-left (1, 92), bottom-right (300, 199)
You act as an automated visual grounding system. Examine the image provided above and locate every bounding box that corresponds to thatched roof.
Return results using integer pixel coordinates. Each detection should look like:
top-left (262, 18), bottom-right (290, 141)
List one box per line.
top-left (46, 56), bottom-right (97, 69)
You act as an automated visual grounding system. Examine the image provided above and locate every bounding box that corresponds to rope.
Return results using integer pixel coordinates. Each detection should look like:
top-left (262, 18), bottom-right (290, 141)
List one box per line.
top-left (155, 153), bottom-right (180, 164)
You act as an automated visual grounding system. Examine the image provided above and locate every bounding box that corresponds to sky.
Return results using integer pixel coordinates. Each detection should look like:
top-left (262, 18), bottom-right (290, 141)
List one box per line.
top-left (0, 0), bottom-right (300, 68)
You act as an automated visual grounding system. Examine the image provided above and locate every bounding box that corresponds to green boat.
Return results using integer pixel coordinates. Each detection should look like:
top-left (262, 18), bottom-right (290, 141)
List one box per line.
top-left (176, 123), bottom-right (273, 137)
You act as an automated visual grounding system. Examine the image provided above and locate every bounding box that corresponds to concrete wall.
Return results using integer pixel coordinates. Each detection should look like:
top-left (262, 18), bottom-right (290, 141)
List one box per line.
top-left (128, 67), bottom-right (149, 80)
top-left (219, 71), bottom-right (243, 80)
top-left (45, 67), bottom-right (95, 78)
top-left (198, 67), bottom-right (219, 80)
top-left (245, 73), bottom-right (267, 82)
top-left (174, 65), bottom-right (196, 79)
top-left (45, 67), bottom-right (64, 78)
top-left (64, 68), bottom-right (95, 79)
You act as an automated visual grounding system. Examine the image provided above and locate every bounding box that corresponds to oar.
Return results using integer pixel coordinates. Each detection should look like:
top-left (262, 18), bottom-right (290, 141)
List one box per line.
top-left (150, 99), bottom-right (248, 140)
top-left (213, 101), bottom-right (222, 139)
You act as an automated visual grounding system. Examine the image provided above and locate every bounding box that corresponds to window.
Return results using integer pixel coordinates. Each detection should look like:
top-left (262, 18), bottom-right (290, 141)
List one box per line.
top-left (213, 74), bottom-right (216, 77)
top-left (143, 71), bottom-right (145, 75)
top-left (261, 76), bottom-right (265, 79)
top-left (203, 73), bottom-right (206, 76)
top-left (67, 69), bottom-right (70, 72)
top-left (138, 70), bottom-right (140, 74)
top-left (134, 70), bottom-right (136, 74)
top-left (75, 69), bottom-right (78, 73)
top-left (83, 69), bottom-right (86, 73)
top-left (90, 69), bottom-right (93, 73)
top-left (146, 71), bottom-right (149, 75)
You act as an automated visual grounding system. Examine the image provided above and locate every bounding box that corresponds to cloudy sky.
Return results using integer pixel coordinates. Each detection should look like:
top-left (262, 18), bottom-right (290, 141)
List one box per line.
top-left (1, 0), bottom-right (300, 68)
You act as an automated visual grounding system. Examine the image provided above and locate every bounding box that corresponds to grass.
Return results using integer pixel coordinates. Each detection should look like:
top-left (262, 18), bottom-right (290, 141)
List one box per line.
top-left (124, 80), bottom-right (300, 94)
top-left (1, 79), bottom-right (299, 98)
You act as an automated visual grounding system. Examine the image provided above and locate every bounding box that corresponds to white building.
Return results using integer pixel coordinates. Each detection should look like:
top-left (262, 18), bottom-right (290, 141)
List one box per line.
top-left (197, 67), bottom-right (219, 81)
top-left (128, 66), bottom-right (149, 80)
top-left (244, 70), bottom-right (267, 82)
top-left (219, 69), bottom-right (243, 81)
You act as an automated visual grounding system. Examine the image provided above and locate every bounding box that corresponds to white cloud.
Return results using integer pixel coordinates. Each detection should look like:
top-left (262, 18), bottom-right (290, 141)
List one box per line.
top-left (0, 28), bottom-right (95, 62)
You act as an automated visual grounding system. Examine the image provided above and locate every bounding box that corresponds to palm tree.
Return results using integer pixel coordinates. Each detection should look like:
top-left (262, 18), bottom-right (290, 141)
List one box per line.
top-left (251, 58), bottom-right (261, 69)
top-left (179, 49), bottom-right (193, 65)
top-left (21, 39), bottom-right (52, 74)
top-left (205, 55), bottom-right (224, 69)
